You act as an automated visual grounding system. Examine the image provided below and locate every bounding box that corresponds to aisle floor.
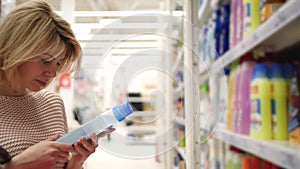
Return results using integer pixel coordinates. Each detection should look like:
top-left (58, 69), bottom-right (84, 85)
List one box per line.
top-left (84, 128), bottom-right (164, 169)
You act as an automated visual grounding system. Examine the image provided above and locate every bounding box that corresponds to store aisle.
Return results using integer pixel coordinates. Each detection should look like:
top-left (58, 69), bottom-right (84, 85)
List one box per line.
top-left (84, 127), bottom-right (164, 169)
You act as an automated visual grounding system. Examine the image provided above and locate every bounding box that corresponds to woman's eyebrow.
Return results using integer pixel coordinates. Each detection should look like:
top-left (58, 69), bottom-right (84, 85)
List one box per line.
top-left (43, 53), bottom-right (56, 60)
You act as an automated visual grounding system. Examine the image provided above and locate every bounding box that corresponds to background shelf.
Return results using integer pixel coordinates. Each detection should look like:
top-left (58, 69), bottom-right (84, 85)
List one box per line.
top-left (214, 129), bottom-right (300, 169)
top-left (199, 0), bottom-right (300, 76)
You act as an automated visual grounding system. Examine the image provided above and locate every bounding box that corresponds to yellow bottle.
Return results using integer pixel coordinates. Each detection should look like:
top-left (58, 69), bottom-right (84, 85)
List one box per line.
top-left (227, 61), bottom-right (239, 131)
top-left (250, 63), bottom-right (272, 139)
top-left (243, 0), bottom-right (261, 38)
top-left (270, 63), bottom-right (288, 140)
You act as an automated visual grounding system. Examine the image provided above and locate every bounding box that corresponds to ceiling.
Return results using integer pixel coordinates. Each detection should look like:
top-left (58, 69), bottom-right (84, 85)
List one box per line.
top-left (17, 0), bottom-right (164, 10)
top-left (15, 0), bottom-right (183, 79)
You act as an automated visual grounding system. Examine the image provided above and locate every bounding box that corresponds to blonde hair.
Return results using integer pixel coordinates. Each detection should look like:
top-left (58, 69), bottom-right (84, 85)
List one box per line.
top-left (0, 0), bottom-right (82, 89)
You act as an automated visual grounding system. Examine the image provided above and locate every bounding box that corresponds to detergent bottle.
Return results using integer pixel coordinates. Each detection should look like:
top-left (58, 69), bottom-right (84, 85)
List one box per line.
top-left (250, 63), bottom-right (272, 139)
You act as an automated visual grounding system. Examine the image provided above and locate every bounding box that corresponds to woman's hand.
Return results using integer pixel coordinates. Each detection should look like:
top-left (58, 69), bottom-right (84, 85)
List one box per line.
top-left (2, 133), bottom-right (74, 169)
top-left (65, 128), bottom-right (115, 169)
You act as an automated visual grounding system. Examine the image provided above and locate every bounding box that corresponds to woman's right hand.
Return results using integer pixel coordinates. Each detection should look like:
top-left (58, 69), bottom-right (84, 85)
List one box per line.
top-left (2, 133), bottom-right (74, 169)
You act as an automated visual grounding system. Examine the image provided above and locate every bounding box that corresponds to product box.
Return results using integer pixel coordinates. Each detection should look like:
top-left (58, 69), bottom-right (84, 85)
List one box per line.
top-left (288, 64), bottom-right (300, 143)
top-left (289, 114), bottom-right (300, 143)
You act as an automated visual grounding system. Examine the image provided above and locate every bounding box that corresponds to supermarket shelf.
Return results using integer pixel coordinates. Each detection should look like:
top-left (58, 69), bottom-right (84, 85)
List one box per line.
top-left (126, 137), bottom-right (156, 145)
top-left (127, 125), bottom-right (156, 133)
top-left (213, 129), bottom-right (300, 169)
top-left (130, 111), bottom-right (156, 117)
top-left (127, 97), bottom-right (151, 102)
top-left (199, 0), bottom-right (300, 75)
top-left (126, 126), bottom-right (156, 145)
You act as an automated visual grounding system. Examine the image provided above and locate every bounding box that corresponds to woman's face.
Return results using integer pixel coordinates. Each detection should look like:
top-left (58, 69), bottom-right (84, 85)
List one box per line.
top-left (17, 53), bottom-right (65, 91)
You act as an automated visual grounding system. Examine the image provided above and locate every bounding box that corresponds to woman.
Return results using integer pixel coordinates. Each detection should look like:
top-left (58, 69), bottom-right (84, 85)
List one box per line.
top-left (0, 0), bottom-right (114, 168)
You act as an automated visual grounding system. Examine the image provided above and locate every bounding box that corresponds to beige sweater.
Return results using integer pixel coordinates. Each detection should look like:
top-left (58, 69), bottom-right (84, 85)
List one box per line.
top-left (0, 90), bottom-right (68, 157)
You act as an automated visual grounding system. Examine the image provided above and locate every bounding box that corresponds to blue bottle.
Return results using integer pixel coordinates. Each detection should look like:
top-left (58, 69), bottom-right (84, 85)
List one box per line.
top-left (57, 102), bottom-right (133, 145)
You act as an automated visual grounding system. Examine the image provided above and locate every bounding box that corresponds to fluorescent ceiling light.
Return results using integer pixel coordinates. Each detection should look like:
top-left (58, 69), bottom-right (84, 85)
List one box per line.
top-left (75, 34), bottom-right (162, 41)
top-left (98, 19), bottom-right (121, 26)
top-left (55, 10), bottom-right (183, 17)
top-left (72, 10), bottom-right (183, 17)
top-left (82, 48), bottom-right (160, 55)
top-left (72, 23), bottom-right (166, 29)
top-left (80, 42), bottom-right (159, 48)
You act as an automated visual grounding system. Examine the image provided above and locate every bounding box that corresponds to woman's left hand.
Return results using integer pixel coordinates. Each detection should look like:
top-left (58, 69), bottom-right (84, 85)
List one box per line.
top-left (65, 128), bottom-right (115, 169)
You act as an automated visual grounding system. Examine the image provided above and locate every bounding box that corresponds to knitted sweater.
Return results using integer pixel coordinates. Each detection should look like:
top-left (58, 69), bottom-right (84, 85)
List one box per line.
top-left (0, 90), bottom-right (68, 157)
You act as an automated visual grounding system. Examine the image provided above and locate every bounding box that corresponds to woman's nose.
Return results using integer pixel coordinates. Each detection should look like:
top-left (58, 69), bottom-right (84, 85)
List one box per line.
top-left (44, 70), bottom-right (56, 77)
top-left (44, 64), bottom-right (57, 77)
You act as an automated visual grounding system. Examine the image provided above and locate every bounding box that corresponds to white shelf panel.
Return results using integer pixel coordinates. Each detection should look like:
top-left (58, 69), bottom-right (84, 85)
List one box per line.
top-left (199, 0), bottom-right (300, 76)
top-left (214, 129), bottom-right (300, 169)
top-left (126, 138), bottom-right (156, 145)
top-left (127, 125), bottom-right (157, 133)
top-left (130, 111), bottom-right (156, 117)
top-left (128, 97), bottom-right (151, 102)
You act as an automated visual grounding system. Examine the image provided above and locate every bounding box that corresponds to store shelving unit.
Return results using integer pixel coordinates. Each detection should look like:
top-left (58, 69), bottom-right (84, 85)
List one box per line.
top-left (163, 0), bottom-right (300, 168)
top-left (196, 0), bottom-right (300, 168)
top-left (214, 129), bottom-right (300, 169)
top-left (126, 94), bottom-right (158, 145)
top-left (171, 31), bottom-right (186, 169)
top-left (165, 0), bottom-right (300, 169)
top-left (199, 0), bottom-right (300, 76)
top-left (166, 0), bottom-right (202, 169)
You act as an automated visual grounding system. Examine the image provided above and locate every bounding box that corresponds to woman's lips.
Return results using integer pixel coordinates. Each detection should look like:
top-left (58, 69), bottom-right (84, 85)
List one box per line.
top-left (36, 80), bottom-right (46, 87)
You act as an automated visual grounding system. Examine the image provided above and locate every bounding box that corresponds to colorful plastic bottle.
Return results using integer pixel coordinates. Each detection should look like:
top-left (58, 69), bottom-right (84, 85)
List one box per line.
top-left (219, 3), bottom-right (230, 56)
top-left (239, 54), bottom-right (256, 135)
top-left (250, 157), bottom-right (261, 169)
top-left (227, 61), bottom-right (239, 131)
top-left (241, 156), bottom-right (251, 169)
top-left (57, 103), bottom-right (133, 145)
top-left (230, 0), bottom-right (239, 48)
top-left (270, 63), bottom-right (288, 140)
top-left (243, 0), bottom-right (261, 38)
top-left (250, 63), bottom-right (272, 139)
top-left (233, 65), bottom-right (242, 133)
top-left (262, 160), bottom-right (272, 169)
top-left (237, 0), bottom-right (244, 43)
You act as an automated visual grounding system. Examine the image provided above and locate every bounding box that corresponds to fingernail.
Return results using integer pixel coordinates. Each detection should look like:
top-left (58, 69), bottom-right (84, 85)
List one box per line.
top-left (80, 136), bottom-right (85, 141)
top-left (54, 132), bottom-right (62, 136)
